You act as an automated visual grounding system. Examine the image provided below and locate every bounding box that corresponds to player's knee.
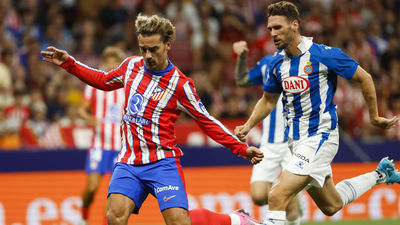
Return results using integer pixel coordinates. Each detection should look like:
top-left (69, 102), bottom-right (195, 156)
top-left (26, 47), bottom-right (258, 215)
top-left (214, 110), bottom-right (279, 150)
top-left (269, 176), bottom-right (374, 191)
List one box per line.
top-left (268, 188), bottom-right (286, 207)
top-left (320, 203), bottom-right (342, 216)
top-left (106, 206), bottom-right (129, 225)
top-left (251, 192), bottom-right (268, 206)
top-left (87, 183), bottom-right (99, 193)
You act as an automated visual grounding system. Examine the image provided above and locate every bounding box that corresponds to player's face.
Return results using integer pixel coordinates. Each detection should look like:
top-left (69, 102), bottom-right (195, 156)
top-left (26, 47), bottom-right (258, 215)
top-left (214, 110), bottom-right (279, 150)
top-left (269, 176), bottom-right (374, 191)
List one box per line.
top-left (138, 34), bottom-right (171, 71)
top-left (267, 15), bottom-right (298, 50)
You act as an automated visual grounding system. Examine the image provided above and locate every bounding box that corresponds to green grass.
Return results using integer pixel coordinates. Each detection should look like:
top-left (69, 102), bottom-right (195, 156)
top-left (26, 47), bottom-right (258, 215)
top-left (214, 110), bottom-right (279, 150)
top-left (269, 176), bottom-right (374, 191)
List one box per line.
top-left (302, 219), bottom-right (400, 225)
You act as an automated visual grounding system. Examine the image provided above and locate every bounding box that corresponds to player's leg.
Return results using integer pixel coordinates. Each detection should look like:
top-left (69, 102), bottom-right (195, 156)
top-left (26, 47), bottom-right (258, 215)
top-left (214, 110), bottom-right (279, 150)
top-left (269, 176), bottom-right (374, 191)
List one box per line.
top-left (264, 131), bottom-right (339, 225)
top-left (106, 162), bottom-right (150, 225)
top-left (106, 193), bottom-right (136, 225)
top-left (190, 208), bottom-right (262, 225)
top-left (279, 142), bottom-right (302, 225)
top-left (250, 142), bottom-right (284, 206)
top-left (81, 173), bottom-right (102, 221)
top-left (264, 171), bottom-right (310, 225)
top-left (308, 157), bottom-right (400, 216)
top-left (285, 196), bottom-right (301, 225)
top-left (81, 148), bottom-right (107, 224)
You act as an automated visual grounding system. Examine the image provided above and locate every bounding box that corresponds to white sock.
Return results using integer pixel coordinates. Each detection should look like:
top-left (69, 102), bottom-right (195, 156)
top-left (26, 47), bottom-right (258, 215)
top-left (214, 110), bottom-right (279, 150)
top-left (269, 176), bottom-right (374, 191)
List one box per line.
top-left (335, 171), bottom-right (379, 207)
top-left (285, 217), bottom-right (300, 225)
top-left (263, 210), bottom-right (286, 225)
top-left (229, 213), bottom-right (241, 225)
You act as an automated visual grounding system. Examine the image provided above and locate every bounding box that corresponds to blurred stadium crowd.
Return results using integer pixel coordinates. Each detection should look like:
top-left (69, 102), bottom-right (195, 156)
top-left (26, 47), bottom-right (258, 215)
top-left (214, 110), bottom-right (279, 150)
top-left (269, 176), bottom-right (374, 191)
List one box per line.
top-left (0, 0), bottom-right (400, 150)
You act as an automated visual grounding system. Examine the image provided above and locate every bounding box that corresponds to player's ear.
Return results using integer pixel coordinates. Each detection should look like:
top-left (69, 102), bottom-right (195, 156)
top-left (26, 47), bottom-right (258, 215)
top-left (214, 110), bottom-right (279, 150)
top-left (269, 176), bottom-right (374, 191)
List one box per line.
top-left (165, 41), bottom-right (172, 51)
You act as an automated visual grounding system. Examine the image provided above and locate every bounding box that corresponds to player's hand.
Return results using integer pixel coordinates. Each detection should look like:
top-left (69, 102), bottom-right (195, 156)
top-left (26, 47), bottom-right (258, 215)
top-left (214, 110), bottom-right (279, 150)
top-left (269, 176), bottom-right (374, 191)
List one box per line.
top-left (233, 41), bottom-right (249, 56)
top-left (41, 46), bottom-right (69, 66)
top-left (234, 124), bottom-right (250, 142)
top-left (371, 116), bottom-right (399, 129)
top-left (245, 146), bottom-right (264, 164)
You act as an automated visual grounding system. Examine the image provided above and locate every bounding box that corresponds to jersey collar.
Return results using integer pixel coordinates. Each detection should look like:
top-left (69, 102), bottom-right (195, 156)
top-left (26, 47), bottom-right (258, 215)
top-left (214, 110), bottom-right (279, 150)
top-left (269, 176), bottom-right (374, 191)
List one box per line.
top-left (279, 36), bottom-right (313, 57)
top-left (143, 59), bottom-right (174, 76)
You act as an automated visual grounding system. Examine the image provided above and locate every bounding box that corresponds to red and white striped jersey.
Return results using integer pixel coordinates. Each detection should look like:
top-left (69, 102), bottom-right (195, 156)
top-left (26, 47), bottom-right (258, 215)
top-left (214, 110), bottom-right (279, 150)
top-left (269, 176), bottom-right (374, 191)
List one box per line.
top-left (61, 56), bottom-right (248, 165)
top-left (84, 85), bottom-right (125, 151)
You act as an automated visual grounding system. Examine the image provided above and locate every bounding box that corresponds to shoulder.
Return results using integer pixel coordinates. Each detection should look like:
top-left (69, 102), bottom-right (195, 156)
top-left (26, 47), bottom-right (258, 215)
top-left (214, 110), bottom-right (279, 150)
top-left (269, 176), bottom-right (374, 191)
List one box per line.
top-left (309, 43), bottom-right (346, 58)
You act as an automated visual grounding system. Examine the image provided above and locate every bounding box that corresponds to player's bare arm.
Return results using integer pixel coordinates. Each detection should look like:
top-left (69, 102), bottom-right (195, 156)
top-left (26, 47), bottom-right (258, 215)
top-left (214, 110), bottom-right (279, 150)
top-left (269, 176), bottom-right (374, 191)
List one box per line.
top-left (233, 41), bottom-right (252, 87)
top-left (351, 66), bottom-right (399, 129)
top-left (235, 91), bottom-right (280, 141)
top-left (41, 46), bottom-right (69, 65)
top-left (78, 101), bottom-right (99, 127)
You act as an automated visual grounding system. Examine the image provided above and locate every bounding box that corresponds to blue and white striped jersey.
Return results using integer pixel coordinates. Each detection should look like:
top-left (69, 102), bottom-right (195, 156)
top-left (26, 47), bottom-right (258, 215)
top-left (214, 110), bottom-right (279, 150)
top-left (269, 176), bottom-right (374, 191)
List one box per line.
top-left (249, 55), bottom-right (288, 143)
top-left (264, 36), bottom-right (358, 141)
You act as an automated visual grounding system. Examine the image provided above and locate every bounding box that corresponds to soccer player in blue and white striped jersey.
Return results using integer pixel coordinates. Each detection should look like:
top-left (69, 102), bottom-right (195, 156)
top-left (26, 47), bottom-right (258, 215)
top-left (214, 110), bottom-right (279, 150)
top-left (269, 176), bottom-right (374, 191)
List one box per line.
top-left (233, 41), bottom-right (300, 225)
top-left (235, 2), bottom-right (400, 225)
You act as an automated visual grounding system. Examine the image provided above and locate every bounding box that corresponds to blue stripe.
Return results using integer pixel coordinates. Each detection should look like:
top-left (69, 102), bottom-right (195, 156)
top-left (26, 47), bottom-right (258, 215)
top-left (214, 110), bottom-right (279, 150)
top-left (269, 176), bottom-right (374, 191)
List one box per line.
top-left (343, 180), bottom-right (357, 200)
top-left (268, 108), bottom-right (277, 143)
top-left (290, 57), bottom-right (303, 140)
top-left (308, 59), bottom-right (321, 137)
top-left (326, 71), bottom-right (338, 129)
top-left (316, 132), bottom-right (330, 154)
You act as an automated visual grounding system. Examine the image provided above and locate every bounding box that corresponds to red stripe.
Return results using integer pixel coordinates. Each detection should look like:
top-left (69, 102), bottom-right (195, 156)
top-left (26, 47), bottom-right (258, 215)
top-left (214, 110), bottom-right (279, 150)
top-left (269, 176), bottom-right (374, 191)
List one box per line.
top-left (90, 88), bottom-right (96, 148)
top-left (132, 72), bottom-right (152, 164)
top-left (174, 157), bottom-right (187, 192)
top-left (111, 91), bottom-right (117, 149)
top-left (101, 91), bottom-right (107, 148)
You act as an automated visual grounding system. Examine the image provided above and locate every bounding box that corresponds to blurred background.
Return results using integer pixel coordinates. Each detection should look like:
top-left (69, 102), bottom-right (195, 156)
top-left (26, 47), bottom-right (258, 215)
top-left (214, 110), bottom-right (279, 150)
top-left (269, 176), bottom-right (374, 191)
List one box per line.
top-left (0, 0), bottom-right (399, 224)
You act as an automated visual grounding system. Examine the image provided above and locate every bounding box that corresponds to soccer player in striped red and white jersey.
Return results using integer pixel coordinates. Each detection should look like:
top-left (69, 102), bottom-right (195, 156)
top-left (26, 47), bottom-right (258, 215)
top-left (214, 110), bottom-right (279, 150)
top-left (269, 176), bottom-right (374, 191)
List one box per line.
top-left (42, 14), bottom-right (263, 225)
top-left (78, 46), bottom-right (125, 225)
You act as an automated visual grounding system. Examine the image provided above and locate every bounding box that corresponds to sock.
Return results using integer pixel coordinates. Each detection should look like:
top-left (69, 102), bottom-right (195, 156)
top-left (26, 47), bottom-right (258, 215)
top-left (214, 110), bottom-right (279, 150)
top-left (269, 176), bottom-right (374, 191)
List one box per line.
top-left (335, 171), bottom-right (379, 207)
top-left (285, 217), bottom-right (300, 225)
top-left (189, 208), bottom-right (231, 225)
top-left (263, 210), bottom-right (286, 225)
top-left (82, 207), bottom-right (89, 221)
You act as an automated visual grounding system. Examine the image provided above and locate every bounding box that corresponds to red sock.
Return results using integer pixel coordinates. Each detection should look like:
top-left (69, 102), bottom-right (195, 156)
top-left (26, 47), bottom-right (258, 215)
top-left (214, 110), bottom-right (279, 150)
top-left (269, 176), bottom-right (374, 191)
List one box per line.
top-left (189, 208), bottom-right (231, 225)
top-left (82, 207), bottom-right (89, 220)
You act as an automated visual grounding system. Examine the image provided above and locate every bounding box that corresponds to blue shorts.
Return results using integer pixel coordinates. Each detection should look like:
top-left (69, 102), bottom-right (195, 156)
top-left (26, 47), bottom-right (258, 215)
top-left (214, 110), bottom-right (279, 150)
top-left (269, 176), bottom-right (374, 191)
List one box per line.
top-left (85, 148), bottom-right (120, 174)
top-left (107, 157), bottom-right (188, 214)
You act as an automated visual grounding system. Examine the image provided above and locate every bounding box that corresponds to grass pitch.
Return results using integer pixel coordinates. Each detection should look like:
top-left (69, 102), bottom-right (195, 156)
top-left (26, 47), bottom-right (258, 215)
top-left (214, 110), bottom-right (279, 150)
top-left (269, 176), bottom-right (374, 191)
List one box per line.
top-left (302, 219), bottom-right (400, 225)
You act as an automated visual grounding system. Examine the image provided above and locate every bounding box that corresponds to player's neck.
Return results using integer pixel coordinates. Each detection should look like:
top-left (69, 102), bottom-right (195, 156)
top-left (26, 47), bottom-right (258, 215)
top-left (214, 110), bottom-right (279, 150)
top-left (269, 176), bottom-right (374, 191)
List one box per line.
top-left (284, 34), bottom-right (302, 57)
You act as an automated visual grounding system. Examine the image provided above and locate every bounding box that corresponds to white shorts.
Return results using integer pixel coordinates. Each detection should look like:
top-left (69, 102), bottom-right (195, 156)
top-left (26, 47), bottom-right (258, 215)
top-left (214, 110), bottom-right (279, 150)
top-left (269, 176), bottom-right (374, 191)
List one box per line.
top-left (250, 141), bottom-right (291, 183)
top-left (285, 129), bottom-right (339, 188)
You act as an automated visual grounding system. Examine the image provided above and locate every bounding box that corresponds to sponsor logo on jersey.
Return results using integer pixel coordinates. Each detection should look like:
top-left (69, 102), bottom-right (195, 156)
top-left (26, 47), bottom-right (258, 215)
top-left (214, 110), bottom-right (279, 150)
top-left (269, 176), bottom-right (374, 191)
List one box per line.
top-left (282, 76), bottom-right (310, 94)
top-left (304, 61), bottom-right (313, 74)
top-left (122, 114), bottom-right (150, 125)
top-left (294, 152), bottom-right (310, 163)
top-left (128, 93), bottom-right (144, 115)
top-left (296, 161), bottom-right (304, 169)
top-left (155, 185), bottom-right (180, 194)
top-left (152, 87), bottom-right (166, 101)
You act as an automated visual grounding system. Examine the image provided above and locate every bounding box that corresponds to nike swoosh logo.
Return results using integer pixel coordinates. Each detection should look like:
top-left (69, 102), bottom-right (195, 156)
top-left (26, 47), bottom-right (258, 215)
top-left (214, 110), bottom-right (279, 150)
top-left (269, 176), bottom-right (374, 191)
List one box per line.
top-left (163, 195), bottom-right (176, 202)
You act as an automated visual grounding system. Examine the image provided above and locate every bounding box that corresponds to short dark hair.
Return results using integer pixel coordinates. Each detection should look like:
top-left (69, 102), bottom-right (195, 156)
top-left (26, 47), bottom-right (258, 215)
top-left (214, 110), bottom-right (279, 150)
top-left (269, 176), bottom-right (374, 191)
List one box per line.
top-left (267, 1), bottom-right (300, 23)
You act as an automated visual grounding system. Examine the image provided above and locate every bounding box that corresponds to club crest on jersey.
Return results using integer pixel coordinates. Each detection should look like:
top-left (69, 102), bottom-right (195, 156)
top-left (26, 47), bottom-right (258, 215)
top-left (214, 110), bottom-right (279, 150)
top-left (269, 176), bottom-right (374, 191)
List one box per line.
top-left (152, 87), bottom-right (166, 101)
top-left (282, 76), bottom-right (310, 94)
top-left (304, 61), bottom-right (313, 74)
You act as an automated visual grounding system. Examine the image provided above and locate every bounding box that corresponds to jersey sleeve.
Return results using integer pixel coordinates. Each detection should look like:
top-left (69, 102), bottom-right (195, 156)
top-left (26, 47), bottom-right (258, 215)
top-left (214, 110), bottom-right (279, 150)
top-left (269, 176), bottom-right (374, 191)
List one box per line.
top-left (248, 55), bottom-right (273, 86)
top-left (60, 56), bottom-right (133, 91)
top-left (176, 79), bottom-right (248, 156)
top-left (263, 68), bottom-right (283, 93)
top-left (319, 46), bottom-right (359, 80)
top-left (248, 61), bottom-right (264, 85)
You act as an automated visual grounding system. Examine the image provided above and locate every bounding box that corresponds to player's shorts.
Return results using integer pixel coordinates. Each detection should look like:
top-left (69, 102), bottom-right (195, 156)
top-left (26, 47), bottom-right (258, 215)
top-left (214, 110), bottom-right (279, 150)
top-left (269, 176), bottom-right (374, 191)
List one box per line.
top-left (85, 148), bottom-right (119, 174)
top-left (285, 129), bottom-right (339, 188)
top-left (107, 157), bottom-right (188, 214)
top-left (250, 141), bottom-right (290, 183)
